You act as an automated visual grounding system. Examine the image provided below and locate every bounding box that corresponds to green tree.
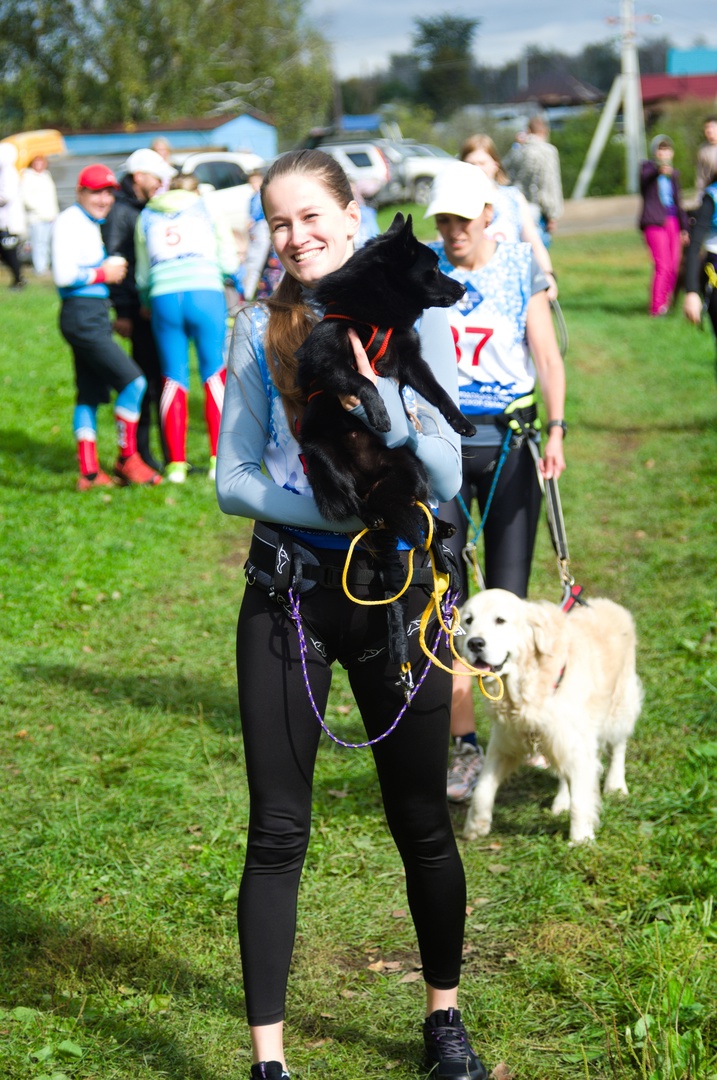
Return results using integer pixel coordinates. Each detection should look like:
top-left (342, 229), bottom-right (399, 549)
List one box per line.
top-left (411, 15), bottom-right (480, 118)
top-left (0, 0), bottom-right (332, 148)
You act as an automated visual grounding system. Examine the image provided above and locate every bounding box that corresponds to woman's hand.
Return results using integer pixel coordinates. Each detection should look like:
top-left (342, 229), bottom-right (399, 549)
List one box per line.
top-left (684, 291), bottom-right (703, 325)
top-left (545, 272), bottom-right (558, 302)
top-left (539, 429), bottom-right (566, 481)
top-left (339, 327), bottom-right (377, 410)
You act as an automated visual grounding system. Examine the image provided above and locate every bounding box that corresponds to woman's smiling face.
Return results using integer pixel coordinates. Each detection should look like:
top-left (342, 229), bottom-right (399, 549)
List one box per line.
top-left (263, 174), bottom-right (361, 287)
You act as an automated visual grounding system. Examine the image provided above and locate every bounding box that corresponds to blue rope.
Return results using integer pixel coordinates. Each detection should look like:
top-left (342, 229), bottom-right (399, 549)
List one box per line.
top-left (457, 426), bottom-right (513, 541)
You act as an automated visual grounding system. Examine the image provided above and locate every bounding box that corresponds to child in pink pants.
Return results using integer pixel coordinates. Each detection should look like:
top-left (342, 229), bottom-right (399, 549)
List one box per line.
top-left (639, 135), bottom-right (689, 316)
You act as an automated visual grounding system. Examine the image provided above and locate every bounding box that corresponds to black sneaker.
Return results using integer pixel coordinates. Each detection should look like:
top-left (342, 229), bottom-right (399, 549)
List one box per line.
top-left (249, 1062), bottom-right (290, 1080)
top-left (423, 1008), bottom-right (487, 1080)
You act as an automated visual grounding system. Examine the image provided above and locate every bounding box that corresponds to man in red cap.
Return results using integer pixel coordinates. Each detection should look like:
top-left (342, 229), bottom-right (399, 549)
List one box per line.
top-left (52, 163), bottom-right (162, 489)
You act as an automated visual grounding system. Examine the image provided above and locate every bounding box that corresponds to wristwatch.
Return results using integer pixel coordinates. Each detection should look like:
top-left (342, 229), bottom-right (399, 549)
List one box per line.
top-left (546, 419), bottom-right (568, 437)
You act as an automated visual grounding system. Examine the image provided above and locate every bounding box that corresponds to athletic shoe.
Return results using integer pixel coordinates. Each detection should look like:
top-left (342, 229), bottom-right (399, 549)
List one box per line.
top-left (165, 461), bottom-right (188, 484)
top-left (423, 1008), bottom-right (487, 1080)
top-left (76, 470), bottom-right (113, 492)
top-left (113, 452), bottom-right (162, 486)
top-left (207, 455), bottom-right (217, 481)
top-left (446, 739), bottom-right (484, 803)
top-left (249, 1063), bottom-right (290, 1079)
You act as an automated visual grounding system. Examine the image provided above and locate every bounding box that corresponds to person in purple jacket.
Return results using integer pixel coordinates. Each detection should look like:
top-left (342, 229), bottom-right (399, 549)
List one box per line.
top-left (639, 135), bottom-right (690, 316)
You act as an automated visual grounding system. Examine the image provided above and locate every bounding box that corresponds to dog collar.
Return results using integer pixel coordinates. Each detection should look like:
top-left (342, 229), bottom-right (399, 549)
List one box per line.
top-left (322, 309), bottom-right (394, 375)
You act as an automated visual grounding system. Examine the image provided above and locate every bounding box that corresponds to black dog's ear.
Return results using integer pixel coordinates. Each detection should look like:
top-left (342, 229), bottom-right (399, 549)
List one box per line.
top-left (386, 212), bottom-right (406, 235)
top-left (385, 212), bottom-right (417, 255)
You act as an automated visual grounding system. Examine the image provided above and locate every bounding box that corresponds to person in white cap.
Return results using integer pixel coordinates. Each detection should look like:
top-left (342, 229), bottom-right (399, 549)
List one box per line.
top-left (101, 148), bottom-right (177, 470)
top-left (423, 161), bottom-right (567, 802)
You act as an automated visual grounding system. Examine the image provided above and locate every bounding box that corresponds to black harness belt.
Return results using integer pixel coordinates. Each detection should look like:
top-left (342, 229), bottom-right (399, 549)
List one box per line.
top-left (245, 521), bottom-right (435, 597)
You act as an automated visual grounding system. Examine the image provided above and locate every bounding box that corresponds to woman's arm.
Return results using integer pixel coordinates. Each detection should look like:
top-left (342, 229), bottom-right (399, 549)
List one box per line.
top-left (216, 313), bottom-right (364, 529)
top-left (684, 193), bottom-right (714, 323)
top-left (526, 289), bottom-right (566, 481)
top-left (640, 160), bottom-right (659, 193)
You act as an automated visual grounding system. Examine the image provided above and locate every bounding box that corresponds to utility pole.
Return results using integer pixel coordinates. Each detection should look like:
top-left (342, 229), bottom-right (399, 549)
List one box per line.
top-left (572, 1), bottom-right (657, 199)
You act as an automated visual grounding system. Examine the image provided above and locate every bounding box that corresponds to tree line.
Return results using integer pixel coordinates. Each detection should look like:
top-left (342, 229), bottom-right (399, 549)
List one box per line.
top-left (0, 0), bottom-right (332, 147)
top-left (341, 15), bottom-right (671, 119)
top-left (0, 5), bottom-right (678, 151)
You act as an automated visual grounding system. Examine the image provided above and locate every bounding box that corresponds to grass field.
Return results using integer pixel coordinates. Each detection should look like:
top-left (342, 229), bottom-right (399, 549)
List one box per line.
top-left (1, 223), bottom-right (716, 1080)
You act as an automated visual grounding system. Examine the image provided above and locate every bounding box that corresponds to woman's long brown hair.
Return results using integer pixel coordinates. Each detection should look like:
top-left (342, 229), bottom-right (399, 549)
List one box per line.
top-left (260, 150), bottom-right (355, 424)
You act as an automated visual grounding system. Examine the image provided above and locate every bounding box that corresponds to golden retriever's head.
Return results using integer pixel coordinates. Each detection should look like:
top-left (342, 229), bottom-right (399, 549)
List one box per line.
top-left (456, 589), bottom-right (562, 676)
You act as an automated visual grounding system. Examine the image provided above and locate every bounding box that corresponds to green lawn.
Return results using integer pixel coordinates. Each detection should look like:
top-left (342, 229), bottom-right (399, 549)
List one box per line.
top-left (1, 228), bottom-right (716, 1080)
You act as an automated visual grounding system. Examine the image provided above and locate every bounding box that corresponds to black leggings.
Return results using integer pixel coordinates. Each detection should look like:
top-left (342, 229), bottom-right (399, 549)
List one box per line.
top-left (236, 546), bottom-right (466, 1026)
top-left (440, 438), bottom-right (542, 600)
top-left (704, 254), bottom-right (717, 351)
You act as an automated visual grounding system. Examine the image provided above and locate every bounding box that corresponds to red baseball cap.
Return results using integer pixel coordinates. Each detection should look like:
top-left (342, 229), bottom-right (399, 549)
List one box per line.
top-left (77, 164), bottom-right (120, 190)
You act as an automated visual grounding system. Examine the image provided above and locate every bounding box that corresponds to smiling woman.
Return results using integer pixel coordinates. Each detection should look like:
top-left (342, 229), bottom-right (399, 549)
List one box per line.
top-left (216, 148), bottom-right (487, 1080)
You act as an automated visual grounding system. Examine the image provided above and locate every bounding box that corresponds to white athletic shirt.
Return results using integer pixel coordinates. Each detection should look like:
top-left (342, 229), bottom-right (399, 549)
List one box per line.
top-left (430, 241), bottom-right (547, 416)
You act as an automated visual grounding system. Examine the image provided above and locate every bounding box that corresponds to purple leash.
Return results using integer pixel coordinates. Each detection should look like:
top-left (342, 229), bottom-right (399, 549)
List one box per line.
top-left (286, 587), bottom-right (453, 749)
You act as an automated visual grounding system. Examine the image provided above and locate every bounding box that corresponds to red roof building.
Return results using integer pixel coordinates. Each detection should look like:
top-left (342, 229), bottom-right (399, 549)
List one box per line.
top-left (641, 73), bottom-right (717, 106)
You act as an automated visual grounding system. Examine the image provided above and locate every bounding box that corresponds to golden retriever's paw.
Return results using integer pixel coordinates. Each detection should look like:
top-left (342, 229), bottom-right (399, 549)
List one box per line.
top-left (463, 815), bottom-right (492, 840)
top-left (568, 830), bottom-right (595, 846)
top-left (603, 779), bottom-right (629, 796)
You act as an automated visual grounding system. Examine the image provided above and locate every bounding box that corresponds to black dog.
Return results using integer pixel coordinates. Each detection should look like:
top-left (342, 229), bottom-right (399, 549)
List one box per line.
top-left (296, 213), bottom-right (474, 548)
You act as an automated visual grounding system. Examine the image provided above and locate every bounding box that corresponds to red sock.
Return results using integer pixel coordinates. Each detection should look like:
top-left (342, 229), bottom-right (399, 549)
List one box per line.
top-left (160, 378), bottom-right (188, 463)
top-left (115, 413), bottom-right (138, 458)
top-left (204, 369), bottom-right (226, 457)
top-left (77, 438), bottom-right (99, 477)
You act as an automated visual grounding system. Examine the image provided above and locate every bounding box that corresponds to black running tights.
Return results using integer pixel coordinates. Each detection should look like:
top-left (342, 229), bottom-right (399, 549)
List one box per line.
top-left (235, 553), bottom-right (466, 1026)
top-left (440, 439), bottom-right (543, 601)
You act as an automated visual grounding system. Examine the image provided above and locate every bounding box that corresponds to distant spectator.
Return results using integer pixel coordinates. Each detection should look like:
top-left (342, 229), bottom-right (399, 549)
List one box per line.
top-left (505, 115), bottom-right (563, 247)
top-left (460, 134), bottom-right (557, 300)
top-left (351, 181), bottom-right (381, 250)
top-left (0, 143), bottom-right (27, 290)
top-left (695, 116), bottom-right (717, 196)
top-left (150, 137), bottom-right (173, 193)
top-left (151, 136), bottom-right (172, 162)
top-left (135, 174), bottom-right (240, 483)
top-left (639, 135), bottom-right (689, 317)
top-left (20, 155), bottom-right (59, 276)
top-left (241, 168), bottom-right (272, 302)
top-left (102, 148), bottom-right (177, 472)
top-left (52, 164), bottom-right (162, 490)
top-left (683, 170), bottom-right (717, 365)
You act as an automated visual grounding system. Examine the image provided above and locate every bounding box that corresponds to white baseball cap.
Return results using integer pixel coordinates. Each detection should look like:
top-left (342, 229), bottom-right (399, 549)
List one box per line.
top-left (124, 148), bottom-right (176, 182)
top-left (424, 161), bottom-right (496, 221)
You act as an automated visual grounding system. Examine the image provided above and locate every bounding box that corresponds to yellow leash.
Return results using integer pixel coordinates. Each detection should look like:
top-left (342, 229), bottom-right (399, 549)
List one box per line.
top-left (339, 503), bottom-right (504, 702)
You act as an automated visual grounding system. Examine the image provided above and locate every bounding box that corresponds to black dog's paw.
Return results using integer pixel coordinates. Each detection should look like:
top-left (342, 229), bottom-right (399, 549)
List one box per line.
top-left (434, 518), bottom-right (456, 540)
top-left (362, 397), bottom-right (391, 433)
top-left (361, 512), bottom-right (385, 530)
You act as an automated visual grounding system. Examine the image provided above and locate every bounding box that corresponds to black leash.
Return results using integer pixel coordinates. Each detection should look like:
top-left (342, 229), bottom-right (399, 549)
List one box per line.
top-left (525, 439), bottom-right (587, 611)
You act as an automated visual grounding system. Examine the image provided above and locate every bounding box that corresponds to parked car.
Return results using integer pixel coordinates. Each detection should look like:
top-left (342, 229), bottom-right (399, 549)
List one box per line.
top-left (300, 134), bottom-right (456, 207)
top-left (381, 142), bottom-right (456, 205)
top-left (310, 141), bottom-right (403, 207)
top-left (172, 150), bottom-right (265, 238)
top-left (295, 137), bottom-right (399, 206)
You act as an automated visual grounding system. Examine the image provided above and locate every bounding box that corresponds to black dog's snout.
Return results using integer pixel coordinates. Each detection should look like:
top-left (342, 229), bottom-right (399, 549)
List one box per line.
top-left (466, 636), bottom-right (485, 654)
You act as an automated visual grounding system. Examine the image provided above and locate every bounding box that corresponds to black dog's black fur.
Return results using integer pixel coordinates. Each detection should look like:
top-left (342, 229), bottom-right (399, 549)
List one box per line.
top-left (296, 213), bottom-right (474, 547)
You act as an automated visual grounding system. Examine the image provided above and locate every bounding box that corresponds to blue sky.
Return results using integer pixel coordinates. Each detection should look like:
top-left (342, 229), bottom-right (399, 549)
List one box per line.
top-left (305, 1), bottom-right (715, 80)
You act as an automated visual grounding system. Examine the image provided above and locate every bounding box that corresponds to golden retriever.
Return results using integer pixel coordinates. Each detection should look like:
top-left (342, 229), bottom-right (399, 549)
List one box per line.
top-left (455, 589), bottom-right (642, 844)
